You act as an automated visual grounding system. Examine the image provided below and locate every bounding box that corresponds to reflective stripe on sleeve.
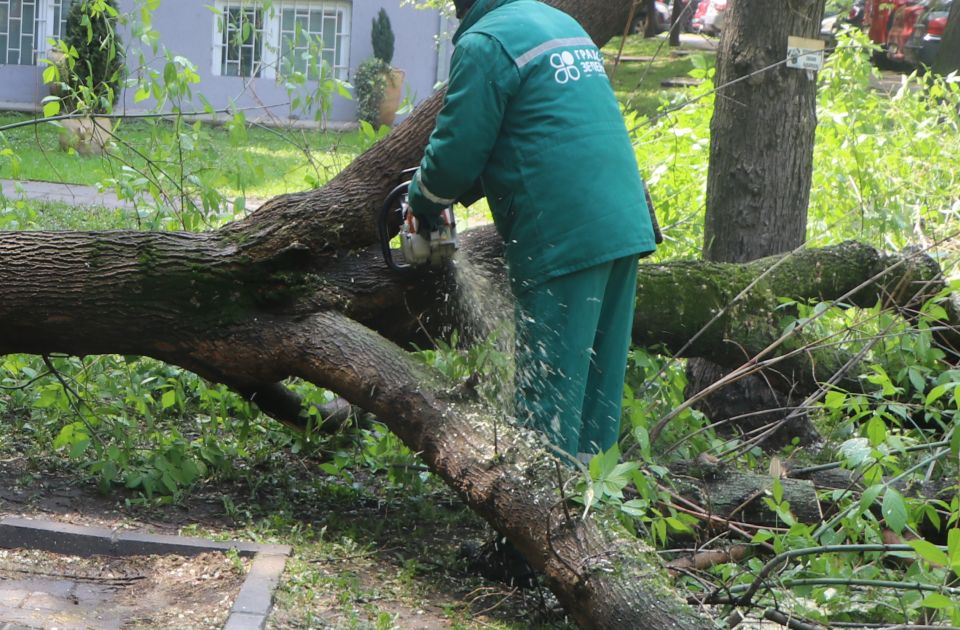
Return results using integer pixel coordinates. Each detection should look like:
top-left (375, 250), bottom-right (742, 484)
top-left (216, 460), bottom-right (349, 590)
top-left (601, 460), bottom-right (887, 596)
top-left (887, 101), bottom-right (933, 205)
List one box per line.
top-left (514, 37), bottom-right (596, 69)
top-left (416, 169), bottom-right (458, 206)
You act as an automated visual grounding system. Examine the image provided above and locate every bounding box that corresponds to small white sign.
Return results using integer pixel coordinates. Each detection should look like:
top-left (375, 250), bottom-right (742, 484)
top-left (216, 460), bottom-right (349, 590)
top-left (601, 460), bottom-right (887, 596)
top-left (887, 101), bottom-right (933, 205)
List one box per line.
top-left (787, 36), bottom-right (826, 71)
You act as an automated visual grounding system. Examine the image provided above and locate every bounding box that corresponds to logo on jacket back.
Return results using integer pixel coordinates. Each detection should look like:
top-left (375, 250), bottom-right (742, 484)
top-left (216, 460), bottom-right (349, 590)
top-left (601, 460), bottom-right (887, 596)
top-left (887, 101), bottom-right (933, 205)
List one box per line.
top-left (550, 51), bottom-right (581, 84)
top-left (549, 48), bottom-right (605, 85)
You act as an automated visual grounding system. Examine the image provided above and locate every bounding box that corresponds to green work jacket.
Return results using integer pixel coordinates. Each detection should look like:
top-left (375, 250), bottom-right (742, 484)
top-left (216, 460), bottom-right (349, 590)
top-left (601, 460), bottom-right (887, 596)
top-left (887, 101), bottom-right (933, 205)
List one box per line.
top-left (407, 0), bottom-right (656, 292)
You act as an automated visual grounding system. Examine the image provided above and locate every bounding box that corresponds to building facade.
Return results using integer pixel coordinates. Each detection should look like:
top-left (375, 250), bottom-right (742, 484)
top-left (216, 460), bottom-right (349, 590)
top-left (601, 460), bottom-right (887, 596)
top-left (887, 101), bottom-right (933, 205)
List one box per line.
top-left (0, 0), bottom-right (453, 126)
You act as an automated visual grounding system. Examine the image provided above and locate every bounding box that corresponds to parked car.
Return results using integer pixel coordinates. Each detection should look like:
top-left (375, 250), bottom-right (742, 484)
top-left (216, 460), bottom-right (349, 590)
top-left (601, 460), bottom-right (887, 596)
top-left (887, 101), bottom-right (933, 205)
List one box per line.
top-left (903, 0), bottom-right (954, 66)
top-left (886, 0), bottom-right (931, 63)
top-left (691, 0), bottom-right (728, 35)
top-left (862, 0), bottom-right (911, 46)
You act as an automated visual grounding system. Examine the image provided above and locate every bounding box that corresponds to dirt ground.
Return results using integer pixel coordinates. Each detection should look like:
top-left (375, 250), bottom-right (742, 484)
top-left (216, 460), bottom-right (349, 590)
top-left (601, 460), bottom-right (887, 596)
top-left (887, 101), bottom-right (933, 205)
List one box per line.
top-left (0, 547), bottom-right (247, 629)
top-left (0, 449), bottom-right (570, 629)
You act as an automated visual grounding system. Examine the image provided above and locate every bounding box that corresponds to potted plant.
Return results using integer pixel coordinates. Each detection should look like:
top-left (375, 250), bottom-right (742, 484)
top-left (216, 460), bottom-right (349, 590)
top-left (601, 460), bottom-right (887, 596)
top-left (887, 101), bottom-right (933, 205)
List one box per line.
top-left (355, 8), bottom-right (405, 126)
top-left (54, 0), bottom-right (126, 155)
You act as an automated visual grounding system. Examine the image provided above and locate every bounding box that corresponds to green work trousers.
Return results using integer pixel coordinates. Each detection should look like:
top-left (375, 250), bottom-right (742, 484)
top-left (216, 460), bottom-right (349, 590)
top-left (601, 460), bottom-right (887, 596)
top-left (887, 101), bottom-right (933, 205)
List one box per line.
top-left (514, 255), bottom-right (639, 457)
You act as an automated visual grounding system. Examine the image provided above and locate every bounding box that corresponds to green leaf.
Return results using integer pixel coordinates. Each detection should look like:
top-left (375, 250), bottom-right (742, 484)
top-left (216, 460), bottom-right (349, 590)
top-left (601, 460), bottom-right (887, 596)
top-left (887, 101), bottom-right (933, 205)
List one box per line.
top-left (620, 499), bottom-right (646, 517)
top-left (866, 415), bottom-right (886, 446)
top-left (926, 383), bottom-right (949, 405)
top-left (161, 389), bottom-right (177, 409)
top-left (907, 367), bottom-right (926, 393)
top-left (908, 539), bottom-right (949, 567)
top-left (53, 422), bottom-right (79, 449)
top-left (163, 61), bottom-right (177, 87)
top-left (949, 528), bottom-right (960, 572)
top-left (42, 64), bottom-right (58, 84)
top-left (771, 478), bottom-right (784, 504)
top-left (69, 438), bottom-right (90, 458)
top-left (921, 593), bottom-right (954, 609)
top-left (839, 437), bottom-right (871, 467)
top-left (859, 484), bottom-right (883, 512)
top-left (882, 488), bottom-right (908, 533)
top-left (824, 390), bottom-right (846, 409)
top-left (41, 99), bottom-right (61, 118)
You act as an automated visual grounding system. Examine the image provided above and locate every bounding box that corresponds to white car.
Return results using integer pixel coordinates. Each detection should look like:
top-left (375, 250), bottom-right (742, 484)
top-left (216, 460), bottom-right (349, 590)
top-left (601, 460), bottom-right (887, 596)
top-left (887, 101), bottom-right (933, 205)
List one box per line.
top-left (691, 0), bottom-right (728, 35)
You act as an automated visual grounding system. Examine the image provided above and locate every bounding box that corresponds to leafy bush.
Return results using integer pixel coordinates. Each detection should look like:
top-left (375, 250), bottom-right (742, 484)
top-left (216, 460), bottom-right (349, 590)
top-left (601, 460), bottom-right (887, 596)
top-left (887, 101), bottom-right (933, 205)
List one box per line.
top-left (354, 57), bottom-right (389, 125)
top-left (61, 0), bottom-right (126, 113)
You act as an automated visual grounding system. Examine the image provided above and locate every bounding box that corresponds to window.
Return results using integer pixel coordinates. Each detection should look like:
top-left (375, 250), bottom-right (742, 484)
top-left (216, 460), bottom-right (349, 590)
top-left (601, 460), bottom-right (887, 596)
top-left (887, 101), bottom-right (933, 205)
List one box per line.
top-left (1, 0), bottom-right (38, 64)
top-left (220, 3), bottom-right (264, 78)
top-left (213, 0), bottom-right (351, 81)
top-left (279, 3), bottom-right (348, 80)
top-left (0, 0), bottom-right (72, 66)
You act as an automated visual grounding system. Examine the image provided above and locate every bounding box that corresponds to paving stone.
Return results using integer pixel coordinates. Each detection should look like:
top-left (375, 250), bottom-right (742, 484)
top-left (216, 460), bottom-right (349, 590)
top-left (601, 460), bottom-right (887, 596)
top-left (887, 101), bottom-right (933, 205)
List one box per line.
top-left (230, 553), bottom-right (286, 615)
top-left (17, 578), bottom-right (74, 601)
top-left (70, 582), bottom-right (114, 605)
top-left (0, 587), bottom-right (27, 608)
top-left (223, 611), bottom-right (267, 630)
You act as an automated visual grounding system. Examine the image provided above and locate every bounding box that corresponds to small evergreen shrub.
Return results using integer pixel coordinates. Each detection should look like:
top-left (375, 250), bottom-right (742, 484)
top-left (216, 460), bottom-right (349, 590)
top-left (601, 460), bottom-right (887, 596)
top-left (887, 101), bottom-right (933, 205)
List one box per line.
top-left (371, 8), bottom-right (395, 66)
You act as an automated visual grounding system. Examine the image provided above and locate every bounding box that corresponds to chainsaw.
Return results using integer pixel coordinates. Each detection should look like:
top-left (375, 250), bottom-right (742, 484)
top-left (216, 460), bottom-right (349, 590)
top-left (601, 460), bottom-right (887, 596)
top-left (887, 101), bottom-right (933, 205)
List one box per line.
top-left (379, 169), bottom-right (459, 272)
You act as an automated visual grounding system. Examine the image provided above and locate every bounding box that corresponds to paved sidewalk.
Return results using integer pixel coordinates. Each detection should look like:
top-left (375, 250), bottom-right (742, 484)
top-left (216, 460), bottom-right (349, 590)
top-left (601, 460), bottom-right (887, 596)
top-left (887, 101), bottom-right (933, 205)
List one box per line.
top-left (0, 179), bottom-right (265, 212)
top-left (0, 178), bottom-right (132, 210)
top-left (0, 576), bottom-right (122, 630)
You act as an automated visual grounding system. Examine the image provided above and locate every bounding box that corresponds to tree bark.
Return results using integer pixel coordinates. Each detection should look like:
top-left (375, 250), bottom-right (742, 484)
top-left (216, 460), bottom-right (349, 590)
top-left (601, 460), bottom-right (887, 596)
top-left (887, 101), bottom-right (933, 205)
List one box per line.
top-left (687, 0), bottom-right (828, 446)
top-left (644, 0), bottom-right (660, 37)
top-left (670, 0), bottom-right (686, 46)
top-left (932, 0), bottom-right (960, 75)
top-left (669, 460), bottom-right (823, 527)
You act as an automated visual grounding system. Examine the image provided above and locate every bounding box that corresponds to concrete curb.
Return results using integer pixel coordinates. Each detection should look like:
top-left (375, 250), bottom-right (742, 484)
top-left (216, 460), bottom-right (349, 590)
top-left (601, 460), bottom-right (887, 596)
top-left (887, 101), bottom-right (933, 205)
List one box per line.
top-left (0, 517), bottom-right (291, 630)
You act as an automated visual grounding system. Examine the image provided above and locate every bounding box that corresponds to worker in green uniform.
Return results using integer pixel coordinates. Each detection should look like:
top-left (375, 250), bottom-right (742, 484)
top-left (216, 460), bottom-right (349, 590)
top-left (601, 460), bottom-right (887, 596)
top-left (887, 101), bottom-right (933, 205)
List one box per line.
top-left (407, 0), bottom-right (657, 461)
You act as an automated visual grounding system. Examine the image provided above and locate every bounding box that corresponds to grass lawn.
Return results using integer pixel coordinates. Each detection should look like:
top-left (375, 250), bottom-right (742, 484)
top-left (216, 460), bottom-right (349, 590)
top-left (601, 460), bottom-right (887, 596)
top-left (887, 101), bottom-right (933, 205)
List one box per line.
top-left (0, 113), bottom-right (367, 199)
top-left (602, 34), bottom-right (712, 116)
top-left (0, 33), bottom-right (711, 206)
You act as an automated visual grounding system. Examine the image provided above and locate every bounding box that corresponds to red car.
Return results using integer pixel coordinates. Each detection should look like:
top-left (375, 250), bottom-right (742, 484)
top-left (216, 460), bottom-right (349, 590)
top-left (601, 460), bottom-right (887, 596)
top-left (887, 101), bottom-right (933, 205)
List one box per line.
top-left (886, 0), bottom-right (932, 62)
top-left (862, 0), bottom-right (930, 65)
top-left (862, 0), bottom-right (910, 44)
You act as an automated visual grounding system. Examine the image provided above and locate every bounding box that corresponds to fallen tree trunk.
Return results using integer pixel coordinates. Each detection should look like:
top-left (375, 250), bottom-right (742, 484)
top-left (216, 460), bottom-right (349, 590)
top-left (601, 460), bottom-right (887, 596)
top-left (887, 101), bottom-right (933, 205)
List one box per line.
top-left (669, 460), bottom-right (822, 527)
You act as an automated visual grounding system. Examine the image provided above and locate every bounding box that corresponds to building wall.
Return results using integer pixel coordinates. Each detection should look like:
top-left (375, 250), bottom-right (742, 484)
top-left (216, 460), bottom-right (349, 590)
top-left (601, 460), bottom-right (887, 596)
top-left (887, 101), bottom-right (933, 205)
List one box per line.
top-left (0, 0), bottom-right (450, 126)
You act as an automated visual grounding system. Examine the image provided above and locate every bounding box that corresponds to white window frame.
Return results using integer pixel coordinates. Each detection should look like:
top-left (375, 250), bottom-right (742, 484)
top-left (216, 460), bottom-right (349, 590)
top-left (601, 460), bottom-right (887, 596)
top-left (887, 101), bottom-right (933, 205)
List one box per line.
top-left (212, 0), bottom-right (351, 81)
top-left (276, 1), bottom-right (351, 81)
top-left (212, 0), bottom-right (268, 79)
top-left (0, 0), bottom-right (79, 66)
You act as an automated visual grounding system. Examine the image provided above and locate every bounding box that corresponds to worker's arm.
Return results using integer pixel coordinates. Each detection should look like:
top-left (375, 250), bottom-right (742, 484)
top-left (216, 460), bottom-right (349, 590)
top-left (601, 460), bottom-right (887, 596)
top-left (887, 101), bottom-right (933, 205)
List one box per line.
top-left (407, 34), bottom-right (518, 229)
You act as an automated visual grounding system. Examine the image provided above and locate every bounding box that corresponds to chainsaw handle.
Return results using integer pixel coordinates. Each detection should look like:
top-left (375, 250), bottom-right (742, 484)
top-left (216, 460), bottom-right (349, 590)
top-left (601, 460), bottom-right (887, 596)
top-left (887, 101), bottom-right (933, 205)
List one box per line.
top-left (379, 180), bottom-right (414, 272)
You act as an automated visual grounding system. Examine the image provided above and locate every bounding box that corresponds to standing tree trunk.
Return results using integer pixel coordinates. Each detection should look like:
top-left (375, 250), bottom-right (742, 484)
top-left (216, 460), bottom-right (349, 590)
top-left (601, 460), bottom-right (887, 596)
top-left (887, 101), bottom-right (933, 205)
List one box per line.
top-left (644, 0), bottom-right (660, 36)
top-left (685, 0), bottom-right (826, 446)
top-left (932, 0), bottom-right (960, 75)
top-left (670, 0), bottom-right (686, 46)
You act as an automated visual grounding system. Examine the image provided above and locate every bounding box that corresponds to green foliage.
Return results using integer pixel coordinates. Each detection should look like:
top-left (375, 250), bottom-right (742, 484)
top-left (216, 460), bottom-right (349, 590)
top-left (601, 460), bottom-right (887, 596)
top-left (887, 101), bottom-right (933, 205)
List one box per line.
top-left (371, 8), bottom-right (395, 66)
top-left (354, 57), bottom-right (390, 125)
top-left (58, 0), bottom-right (126, 114)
